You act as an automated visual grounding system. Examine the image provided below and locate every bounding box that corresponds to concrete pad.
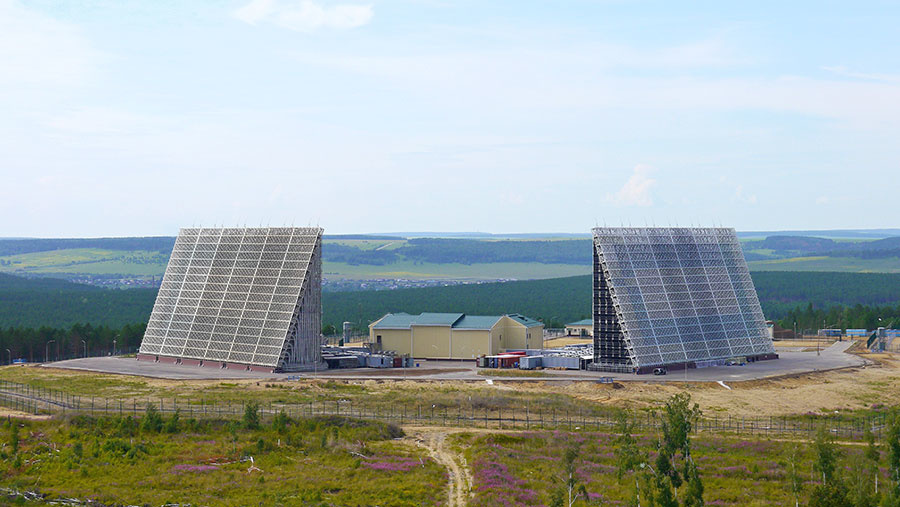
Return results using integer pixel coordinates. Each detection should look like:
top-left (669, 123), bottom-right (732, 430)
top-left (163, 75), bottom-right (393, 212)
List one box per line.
top-left (45, 357), bottom-right (280, 380)
top-left (43, 342), bottom-right (867, 383)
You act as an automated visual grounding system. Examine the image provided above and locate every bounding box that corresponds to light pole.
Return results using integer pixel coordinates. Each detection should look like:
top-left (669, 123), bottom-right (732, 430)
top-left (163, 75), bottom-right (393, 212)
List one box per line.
top-left (45, 340), bottom-right (55, 363)
top-left (5, 348), bottom-right (10, 365)
top-left (81, 339), bottom-right (87, 358)
top-left (113, 339), bottom-right (117, 357)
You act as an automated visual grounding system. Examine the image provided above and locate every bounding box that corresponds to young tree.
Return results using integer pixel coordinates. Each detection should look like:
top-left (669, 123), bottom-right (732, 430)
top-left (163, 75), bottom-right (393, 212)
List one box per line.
top-left (661, 393), bottom-right (703, 505)
top-left (785, 444), bottom-right (805, 507)
top-left (551, 446), bottom-right (589, 507)
top-left (140, 403), bottom-right (163, 433)
top-left (887, 414), bottom-right (900, 496)
top-left (866, 427), bottom-right (881, 499)
top-left (810, 426), bottom-right (847, 507)
top-left (813, 426), bottom-right (842, 486)
top-left (243, 402), bottom-right (260, 430)
top-left (163, 408), bottom-right (180, 434)
top-left (9, 423), bottom-right (18, 455)
top-left (272, 409), bottom-right (289, 434)
top-left (616, 414), bottom-right (648, 505)
top-left (652, 474), bottom-right (679, 507)
top-left (682, 460), bottom-right (704, 507)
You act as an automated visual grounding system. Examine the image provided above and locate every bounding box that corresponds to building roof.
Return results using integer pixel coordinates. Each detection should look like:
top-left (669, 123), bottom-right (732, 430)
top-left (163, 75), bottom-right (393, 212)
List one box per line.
top-left (372, 313), bottom-right (418, 329)
top-left (371, 312), bottom-right (542, 330)
top-left (506, 313), bottom-right (543, 328)
top-left (566, 318), bottom-right (593, 326)
top-left (454, 315), bottom-right (502, 330)
top-left (414, 313), bottom-right (465, 326)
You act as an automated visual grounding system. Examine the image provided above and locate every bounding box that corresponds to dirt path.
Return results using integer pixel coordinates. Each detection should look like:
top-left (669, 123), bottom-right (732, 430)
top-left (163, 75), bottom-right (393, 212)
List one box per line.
top-left (407, 427), bottom-right (472, 507)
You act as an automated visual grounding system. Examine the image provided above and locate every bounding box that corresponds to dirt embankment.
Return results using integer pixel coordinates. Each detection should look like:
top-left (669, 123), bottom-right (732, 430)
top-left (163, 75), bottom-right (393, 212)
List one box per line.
top-left (502, 352), bottom-right (900, 418)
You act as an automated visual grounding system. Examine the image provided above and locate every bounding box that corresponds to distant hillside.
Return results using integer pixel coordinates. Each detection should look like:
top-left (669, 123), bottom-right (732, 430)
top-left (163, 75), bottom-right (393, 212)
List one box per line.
top-left (743, 235), bottom-right (900, 260)
top-left (0, 273), bottom-right (156, 328)
top-left (0, 237), bottom-right (175, 257)
top-left (325, 275), bottom-right (592, 330)
top-left (323, 271), bottom-right (900, 331)
top-left (3, 271), bottom-right (900, 330)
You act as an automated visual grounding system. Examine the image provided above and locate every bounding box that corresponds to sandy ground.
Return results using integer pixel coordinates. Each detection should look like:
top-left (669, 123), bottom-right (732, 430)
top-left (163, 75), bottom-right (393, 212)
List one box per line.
top-left (0, 408), bottom-right (52, 421)
top-left (9, 342), bottom-right (899, 419)
top-left (774, 340), bottom-right (838, 349)
top-left (543, 337), bottom-right (593, 348)
top-left (509, 350), bottom-right (898, 417)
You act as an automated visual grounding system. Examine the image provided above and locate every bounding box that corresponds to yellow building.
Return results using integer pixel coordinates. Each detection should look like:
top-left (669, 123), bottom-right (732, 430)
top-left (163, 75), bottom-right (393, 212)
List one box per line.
top-left (565, 319), bottom-right (593, 337)
top-left (369, 312), bottom-right (544, 359)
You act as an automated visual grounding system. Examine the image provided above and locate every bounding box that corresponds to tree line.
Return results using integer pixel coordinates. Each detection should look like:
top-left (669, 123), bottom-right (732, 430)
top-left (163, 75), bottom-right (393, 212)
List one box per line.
top-left (3, 270), bottom-right (900, 338)
top-left (0, 322), bottom-right (145, 363)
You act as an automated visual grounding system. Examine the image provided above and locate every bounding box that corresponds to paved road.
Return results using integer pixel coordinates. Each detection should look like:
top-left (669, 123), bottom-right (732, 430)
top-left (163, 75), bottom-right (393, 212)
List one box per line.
top-left (44, 342), bottom-right (866, 383)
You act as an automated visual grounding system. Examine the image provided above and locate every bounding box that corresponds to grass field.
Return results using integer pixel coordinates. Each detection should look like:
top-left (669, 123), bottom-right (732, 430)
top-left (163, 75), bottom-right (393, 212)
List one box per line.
top-left (327, 239), bottom-right (408, 250)
top-left (2, 350), bottom-right (899, 505)
top-left (0, 414), bottom-right (445, 506)
top-left (2, 244), bottom-right (898, 287)
top-left (456, 427), bottom-right (862, 506)
top-left (748, 256), bottom-right (900, 273)
top-left (3, 344), bottom-right (899, 420)
top-left (0, 248), bottom-right (168, 277)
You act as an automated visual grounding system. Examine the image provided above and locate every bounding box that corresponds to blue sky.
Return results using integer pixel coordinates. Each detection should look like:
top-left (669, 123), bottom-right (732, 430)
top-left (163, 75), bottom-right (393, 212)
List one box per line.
top-left (1, 0), bottom-right (898, 237)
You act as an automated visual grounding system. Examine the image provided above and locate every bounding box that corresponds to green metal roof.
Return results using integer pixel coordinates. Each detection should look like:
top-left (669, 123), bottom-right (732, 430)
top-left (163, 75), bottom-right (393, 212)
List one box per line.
top-left (414, 313), bottom-right (465, 326)
top-left (506, 313), bottom-right (543, 328)
top-left (566, 318), bottom-right (593, 326)
top-left (372, 313), bottom-right (417, 329)
top-left (371, 312), bottom-right (542, 330)
top-left (453, 315), bottom-right (502, 330)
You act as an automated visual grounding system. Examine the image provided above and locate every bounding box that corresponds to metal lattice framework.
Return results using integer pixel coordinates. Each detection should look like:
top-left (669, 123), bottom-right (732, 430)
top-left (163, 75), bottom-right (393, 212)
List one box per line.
top-left (139, 227), bottom-right (323, 370)
top-left (592, 227), bottom-right (774, 369)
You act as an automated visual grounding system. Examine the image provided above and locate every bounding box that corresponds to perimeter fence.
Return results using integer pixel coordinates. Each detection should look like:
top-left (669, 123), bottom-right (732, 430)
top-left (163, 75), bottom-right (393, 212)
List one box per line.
top-left (0, 379), bottom-right (888, 441)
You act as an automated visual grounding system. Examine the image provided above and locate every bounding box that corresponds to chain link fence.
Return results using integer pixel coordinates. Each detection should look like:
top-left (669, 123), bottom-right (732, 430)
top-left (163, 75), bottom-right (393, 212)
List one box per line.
top-left (0, 379), bottom-right (887, 441)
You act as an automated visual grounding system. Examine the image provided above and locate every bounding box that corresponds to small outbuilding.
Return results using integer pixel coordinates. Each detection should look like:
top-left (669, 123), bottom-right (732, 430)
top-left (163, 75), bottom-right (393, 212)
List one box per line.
top-left (565, 318), bottom-right (593, 337)
top-left (368, 312), bottom-right (544, 359)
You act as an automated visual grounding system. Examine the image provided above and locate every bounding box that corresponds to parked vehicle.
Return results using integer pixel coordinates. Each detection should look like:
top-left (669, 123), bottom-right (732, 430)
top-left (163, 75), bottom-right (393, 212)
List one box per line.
top-left (653, 367), bottom-right (667, 375)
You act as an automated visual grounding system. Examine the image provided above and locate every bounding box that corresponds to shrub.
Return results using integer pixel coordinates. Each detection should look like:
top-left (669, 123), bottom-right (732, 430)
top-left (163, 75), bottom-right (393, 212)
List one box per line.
top-left (141, 404), bottom-right (163, 433)
top-left (9, 423), bottom-right (18, 455)
top-left (272, 410), bottom-right (289, 434)
top-left (243, 402), bottom-right (260, 430)
top-left (164, 409), bottom-right (180, 434)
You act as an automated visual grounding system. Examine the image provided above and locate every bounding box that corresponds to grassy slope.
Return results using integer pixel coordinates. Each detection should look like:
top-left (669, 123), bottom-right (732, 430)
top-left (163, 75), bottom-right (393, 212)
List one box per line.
top-left (2, 415), bottom-right (445, 506)
top-left (1, 240), bottom-right (896, 283)
top-left (748, 256), bottom-right (900, 273)
top-left (458, 429), bottom-right (857, 506)
top-left (0, 248), bottom-right (168, 277)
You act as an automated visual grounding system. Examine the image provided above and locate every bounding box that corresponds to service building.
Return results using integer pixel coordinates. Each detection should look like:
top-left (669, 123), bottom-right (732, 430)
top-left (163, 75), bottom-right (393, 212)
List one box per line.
top-left (369, 312), bottom-right (544, 359)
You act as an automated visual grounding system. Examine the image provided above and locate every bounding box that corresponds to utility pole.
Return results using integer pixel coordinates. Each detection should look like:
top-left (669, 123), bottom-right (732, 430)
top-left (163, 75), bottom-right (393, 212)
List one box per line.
top-left (45, 340), bottom-right (55, 363)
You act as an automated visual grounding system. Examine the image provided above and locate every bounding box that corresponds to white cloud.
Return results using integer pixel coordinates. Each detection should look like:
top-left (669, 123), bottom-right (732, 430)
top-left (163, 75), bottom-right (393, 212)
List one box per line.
top-left (822, 66), bottom-right (900, 84)
top-left (608, 165), bottom-right (656, 207)
top-left (734, 185), bottom-right (757, 204)
top-left (233, 0), bottom-right (373, 31)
